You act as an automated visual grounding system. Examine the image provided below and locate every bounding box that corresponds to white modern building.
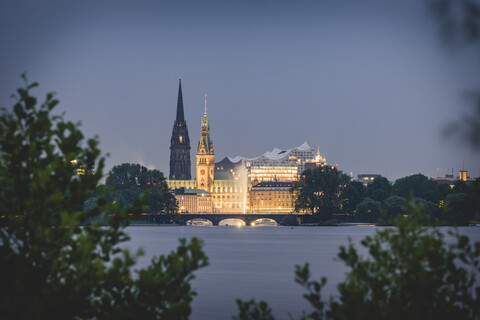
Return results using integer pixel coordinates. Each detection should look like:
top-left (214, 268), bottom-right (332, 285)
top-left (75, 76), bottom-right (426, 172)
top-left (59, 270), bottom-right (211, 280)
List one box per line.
top-left (215, 141), bottom-right (327, 182)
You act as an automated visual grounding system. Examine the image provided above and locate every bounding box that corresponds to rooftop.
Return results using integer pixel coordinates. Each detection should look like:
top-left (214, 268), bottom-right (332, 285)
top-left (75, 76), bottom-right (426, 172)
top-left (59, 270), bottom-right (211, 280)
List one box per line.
top-left (252, 181), bottom-right (293, 188)
top-left (225, 141), bottom-right (315, 163)
top-left (174, 188), bottom-right (210, 195)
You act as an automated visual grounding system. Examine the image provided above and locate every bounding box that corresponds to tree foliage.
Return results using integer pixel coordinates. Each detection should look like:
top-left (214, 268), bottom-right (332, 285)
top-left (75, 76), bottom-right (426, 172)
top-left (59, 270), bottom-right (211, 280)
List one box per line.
top-left (431, 0), bottom-right (480, 43)
top-left (365, 177), bottom-right (392, 202)
top-left (445, 193), bottom-right (470, 224)
top-left (291, 166), bottom-right (350, 220)
top-left (341, 180), bottom-right (366, 214)
top-left (382, 195), bottom-right (408, 218)
top-left (354, 197), bottom-right (381, 222)
top-left (238, 204), bottom-right (480, 320)
top-left (0, 76), bottom-right (207, 319)
top-left (291, 170), bottom-right (475, 224)
top-left (393, 173), bottom-right (448, 203)
top-left (233, 299), bottom-right (275, 320)
top-left (106, 163), bottom-right (178, 214)
top-left (307, 207), bottom-right (480, 319)
top-left (445, 178), bottom-right (480, 224)
top-left (430, 0), bottom-right (480, 150)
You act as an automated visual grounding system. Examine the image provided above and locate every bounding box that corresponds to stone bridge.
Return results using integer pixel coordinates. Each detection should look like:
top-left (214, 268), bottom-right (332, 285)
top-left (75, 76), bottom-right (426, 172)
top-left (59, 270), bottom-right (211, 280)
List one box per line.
top-left (138, 213), bottom-right (309, 226)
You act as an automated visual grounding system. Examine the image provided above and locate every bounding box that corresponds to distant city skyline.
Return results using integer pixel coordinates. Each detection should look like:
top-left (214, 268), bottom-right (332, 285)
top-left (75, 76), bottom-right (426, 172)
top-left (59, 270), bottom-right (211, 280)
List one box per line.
top-left (0, 0), bottom-right (478, 181)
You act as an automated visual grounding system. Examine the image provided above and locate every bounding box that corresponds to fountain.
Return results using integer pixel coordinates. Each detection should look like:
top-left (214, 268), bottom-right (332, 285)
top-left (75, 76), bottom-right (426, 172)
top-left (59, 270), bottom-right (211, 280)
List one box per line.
top-left (233, 159), bottom-right (249, 214)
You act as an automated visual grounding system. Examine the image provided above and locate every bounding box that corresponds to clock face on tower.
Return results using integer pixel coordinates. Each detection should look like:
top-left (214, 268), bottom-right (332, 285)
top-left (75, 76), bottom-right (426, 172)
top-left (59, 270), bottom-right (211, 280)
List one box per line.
top-left (200, 170), bottom-right (205, 175)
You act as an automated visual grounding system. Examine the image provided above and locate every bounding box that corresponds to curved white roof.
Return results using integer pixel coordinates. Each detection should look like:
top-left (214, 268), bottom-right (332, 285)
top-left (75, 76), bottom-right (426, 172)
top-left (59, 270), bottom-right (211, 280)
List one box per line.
top-left (227, 141), bottom-right (313, 163)
top-left (297, 141), bottom-right (312, 151)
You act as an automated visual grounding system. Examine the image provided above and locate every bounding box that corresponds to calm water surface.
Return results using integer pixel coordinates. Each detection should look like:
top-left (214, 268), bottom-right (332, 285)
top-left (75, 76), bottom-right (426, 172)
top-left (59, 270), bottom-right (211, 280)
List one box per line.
top-left (124, 226), bottom-right (480, 320)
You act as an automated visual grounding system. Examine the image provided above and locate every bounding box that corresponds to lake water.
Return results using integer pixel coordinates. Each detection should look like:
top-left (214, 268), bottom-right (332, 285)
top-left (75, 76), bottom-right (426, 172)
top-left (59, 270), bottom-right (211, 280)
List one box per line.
top-left (124, 226), bottom-right (480, 320)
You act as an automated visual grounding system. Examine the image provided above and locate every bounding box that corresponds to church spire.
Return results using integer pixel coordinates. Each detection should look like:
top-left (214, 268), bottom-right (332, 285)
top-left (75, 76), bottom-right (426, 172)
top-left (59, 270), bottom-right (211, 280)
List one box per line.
top-left (169, 76), bottom-right (191, 180)
top-left (202, 93), bottom-right (208, 126)
top-left (196, 93), bottom-right (215, 192)
top-left (175, 77), bottom-right (185, 123)
top-left (204, 93), bottom-right (207, 115)
top-left (198, 93), bottom-right (213, 154)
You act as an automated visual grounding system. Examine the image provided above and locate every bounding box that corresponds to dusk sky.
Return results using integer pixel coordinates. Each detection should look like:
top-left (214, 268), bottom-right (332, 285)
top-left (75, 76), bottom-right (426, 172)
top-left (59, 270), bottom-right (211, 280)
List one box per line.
top-left (1, 0), bottom-right (478, 181)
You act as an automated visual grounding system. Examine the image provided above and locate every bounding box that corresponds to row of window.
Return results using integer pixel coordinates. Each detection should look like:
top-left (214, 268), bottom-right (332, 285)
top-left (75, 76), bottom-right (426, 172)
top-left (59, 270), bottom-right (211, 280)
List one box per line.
top-left (251, 203), bottom-right (293, 208)
top-left (213, 195), bottom-right (246, 199)
top-left (251, 190), bottom-right (290, 194)
top-left (255, 194), bottom-right (290, 199)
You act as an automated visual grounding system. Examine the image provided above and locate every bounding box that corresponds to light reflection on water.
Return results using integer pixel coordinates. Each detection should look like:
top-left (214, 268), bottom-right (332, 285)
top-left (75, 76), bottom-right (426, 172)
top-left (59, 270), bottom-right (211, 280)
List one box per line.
top-left (123, 226), bottom-right (480, 320)
top-left (218, 218), bottom-right (246, 227)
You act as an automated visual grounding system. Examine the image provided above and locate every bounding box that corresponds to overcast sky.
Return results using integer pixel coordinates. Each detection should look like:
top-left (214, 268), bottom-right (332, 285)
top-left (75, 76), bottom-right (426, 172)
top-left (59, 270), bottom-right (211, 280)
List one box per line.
top-left (0, 0), bottom-right (478, 181)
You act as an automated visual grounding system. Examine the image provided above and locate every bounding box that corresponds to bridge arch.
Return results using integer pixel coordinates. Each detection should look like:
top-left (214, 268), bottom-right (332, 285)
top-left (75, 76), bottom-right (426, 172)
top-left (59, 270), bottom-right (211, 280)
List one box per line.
top-left (186, 218), bottom-right (213, 226)
top-left (251, 218), bottom-right (278, 226)
top-left (218, 218), bottom-right (246, 227)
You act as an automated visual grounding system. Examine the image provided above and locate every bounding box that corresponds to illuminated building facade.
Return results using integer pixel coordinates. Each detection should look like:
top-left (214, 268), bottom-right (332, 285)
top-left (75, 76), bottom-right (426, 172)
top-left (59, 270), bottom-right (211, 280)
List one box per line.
top-left (357, 174), bottom-right (382, 186)
top-left (250, 166), bottom-right (298, 182)
top-left (215, 141), bottom-right (327, 183)
top-left (433, 169), bottom-right (474, 188)
top-left (250, 181), bottom-right (294, 213)
top-left (211, 180), bottom-right (250, 212)
top-left (304, 149), bottom-right (328, 171)
top-left (174, 188), bottom-right (213, 213)
top-left (169, 77), bottom-right (192, 180)
top-left (168, 179), bottom-right (196, 190)
top-left (169, 180), bottom-right (250, 213)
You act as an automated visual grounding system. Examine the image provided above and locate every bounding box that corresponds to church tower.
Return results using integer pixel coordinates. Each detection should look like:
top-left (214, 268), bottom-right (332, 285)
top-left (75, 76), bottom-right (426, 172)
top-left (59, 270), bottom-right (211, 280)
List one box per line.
top-left (169, 77), bottom-right (192, 180)
top-left (196, 94), bottom-right (215, 192)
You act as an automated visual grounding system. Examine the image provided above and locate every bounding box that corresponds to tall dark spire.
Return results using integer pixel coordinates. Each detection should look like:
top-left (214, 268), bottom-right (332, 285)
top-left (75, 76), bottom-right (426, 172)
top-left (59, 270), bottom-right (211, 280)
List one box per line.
top-left (169, 76), bottom-right (191, 180)
top-left (175, 77), bottom-right (185, 123)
